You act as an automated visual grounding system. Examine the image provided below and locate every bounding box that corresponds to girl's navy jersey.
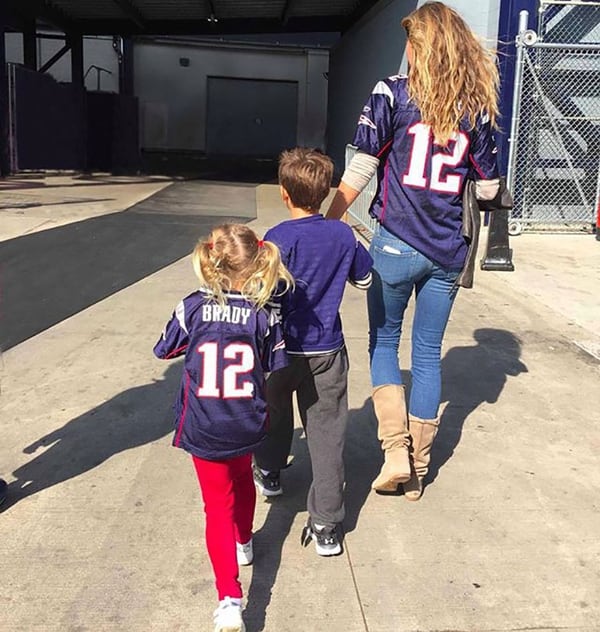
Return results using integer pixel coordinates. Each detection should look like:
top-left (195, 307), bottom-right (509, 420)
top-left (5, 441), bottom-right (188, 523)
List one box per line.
top-left (353, 75), bottom-right (499, 270)
top-left (154, 289), bottom-right (288, 461)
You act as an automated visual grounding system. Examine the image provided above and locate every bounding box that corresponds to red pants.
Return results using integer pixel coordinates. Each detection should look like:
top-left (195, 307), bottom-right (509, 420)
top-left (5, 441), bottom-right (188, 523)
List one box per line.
top-left (192, 453), bottom-right (256, 600)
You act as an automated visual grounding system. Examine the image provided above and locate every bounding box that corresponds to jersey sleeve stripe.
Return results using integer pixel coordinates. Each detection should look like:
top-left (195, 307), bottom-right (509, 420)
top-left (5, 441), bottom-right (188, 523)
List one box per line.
top-left (165, 344), bottom-right (188, 360)
top-left (175, 301), bottom-right (188, 334)
top-left (174, 372), bottom-right (191, 447)
top-left (376, 139), bottom-right (393, 158)
top-left (350, 273), bottom-right (373, 289)
top-left (372, 80), bottom-right (395, 107)
top-left (469, 154), bottom-right (487, 179)
top-left (381, 160), bottom-right (391, 220)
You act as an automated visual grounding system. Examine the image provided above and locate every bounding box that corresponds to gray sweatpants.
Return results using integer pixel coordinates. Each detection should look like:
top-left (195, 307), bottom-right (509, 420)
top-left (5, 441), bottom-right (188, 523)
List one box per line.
top-left (254, 347), bottom-right (349, 528)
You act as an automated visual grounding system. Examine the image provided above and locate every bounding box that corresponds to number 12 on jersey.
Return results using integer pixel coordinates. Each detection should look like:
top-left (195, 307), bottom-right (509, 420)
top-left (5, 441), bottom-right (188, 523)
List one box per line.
top-left (196, 341), bottom-right (255, 398)
top-left (402, 122), bottom-right (469, 194)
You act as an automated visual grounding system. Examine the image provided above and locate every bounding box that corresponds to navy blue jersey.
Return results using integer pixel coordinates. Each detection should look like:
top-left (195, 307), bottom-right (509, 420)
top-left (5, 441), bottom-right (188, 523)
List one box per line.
top-left (265, 215), bottom-right (373, 354)
top-left (353, 75), bottom-right (499, 269)
top-left (154, 289), bottom-right (288, 460)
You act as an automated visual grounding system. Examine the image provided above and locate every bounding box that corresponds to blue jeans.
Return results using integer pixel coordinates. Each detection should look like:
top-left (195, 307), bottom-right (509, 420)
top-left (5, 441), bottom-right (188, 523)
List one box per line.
top-left (367, 225), bottom-right (460, 419)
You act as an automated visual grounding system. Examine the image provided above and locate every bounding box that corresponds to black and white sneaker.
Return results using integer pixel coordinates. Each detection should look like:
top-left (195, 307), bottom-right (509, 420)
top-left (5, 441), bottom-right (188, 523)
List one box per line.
top-left (252, 463), bottom-right (282, 497)
top-left (301, 518), bottom-right (342, 556)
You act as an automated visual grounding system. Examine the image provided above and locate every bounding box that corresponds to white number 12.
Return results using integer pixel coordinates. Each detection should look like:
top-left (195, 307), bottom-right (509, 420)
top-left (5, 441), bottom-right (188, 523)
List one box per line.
top-left (196, 342), bottom-right (255, 398)
top-left (402, 122), bottom-right (469, 194)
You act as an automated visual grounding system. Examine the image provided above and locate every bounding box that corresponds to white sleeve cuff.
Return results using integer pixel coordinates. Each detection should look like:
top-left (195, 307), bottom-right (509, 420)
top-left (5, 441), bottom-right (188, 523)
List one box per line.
top-left (341, 151), bottom-right (380, 192)
top-left (349, 272), bottom-right (373, 290)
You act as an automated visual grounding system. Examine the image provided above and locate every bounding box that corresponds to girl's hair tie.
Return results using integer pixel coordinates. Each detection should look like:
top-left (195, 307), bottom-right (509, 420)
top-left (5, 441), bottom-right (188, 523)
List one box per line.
top-left (257, 240), bottom-right (264, 248)
top-left (207, 241), bottom-right (214, 250)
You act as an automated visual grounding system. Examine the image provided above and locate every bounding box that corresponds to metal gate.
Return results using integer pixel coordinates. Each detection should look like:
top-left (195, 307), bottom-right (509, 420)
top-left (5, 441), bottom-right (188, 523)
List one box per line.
top-left (507, 0), bottom-right (600, 234)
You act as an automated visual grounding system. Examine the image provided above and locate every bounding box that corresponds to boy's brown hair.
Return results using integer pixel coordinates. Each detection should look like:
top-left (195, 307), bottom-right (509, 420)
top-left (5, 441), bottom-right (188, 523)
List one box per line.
top-left (278, 147), bottom-right (334, 212)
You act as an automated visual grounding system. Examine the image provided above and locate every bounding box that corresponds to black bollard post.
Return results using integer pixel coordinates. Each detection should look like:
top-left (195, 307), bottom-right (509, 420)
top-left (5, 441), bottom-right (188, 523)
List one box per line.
top-left (479, 179), bottom-right (515, 271)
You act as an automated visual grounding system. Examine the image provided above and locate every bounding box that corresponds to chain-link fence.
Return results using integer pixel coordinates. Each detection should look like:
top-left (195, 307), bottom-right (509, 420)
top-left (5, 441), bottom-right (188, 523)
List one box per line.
top-left (507, 1), bottom-right (600, 234)
top-left (345, 2), bottom-right (600, 237)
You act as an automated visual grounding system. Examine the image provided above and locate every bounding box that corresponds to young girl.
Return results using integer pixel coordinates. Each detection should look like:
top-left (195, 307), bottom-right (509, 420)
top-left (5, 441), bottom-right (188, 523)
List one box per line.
top-left (154, 223), bottom-right (293, 632)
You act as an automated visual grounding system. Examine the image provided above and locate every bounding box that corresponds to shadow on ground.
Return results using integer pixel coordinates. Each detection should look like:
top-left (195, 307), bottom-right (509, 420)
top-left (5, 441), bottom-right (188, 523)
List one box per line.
top-left (3, 364), bottom-right (181, 511)
top-left (140, 152), bottom-right (279, 183)
top-left (0, 181), bottom-right (256, 350)
top-left (244, 398), bottom-right (385, 630)
top-left (344, 398), bottom-right (381, 532)
top-left (0, 196), bottom-right (115, 209)
top-left (0, 175), bottom-right (171, 190)
top-left (244, 428), bottom-right (311, 632)
top-left (344, 327), bottom-right (528, 505)
top-left (429, 328), bottom-right (528, 489)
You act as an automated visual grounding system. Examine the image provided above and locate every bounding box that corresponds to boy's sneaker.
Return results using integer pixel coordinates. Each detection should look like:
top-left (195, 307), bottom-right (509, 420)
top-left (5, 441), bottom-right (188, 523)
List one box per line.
top-left (236, 539), bottom-right (253, 566)
top-left (213, 597), bottom-right (245, 632)
top-left (301, 518), bottom-right (342, 557)
top-left (252, 463), bottom-right (282, 497)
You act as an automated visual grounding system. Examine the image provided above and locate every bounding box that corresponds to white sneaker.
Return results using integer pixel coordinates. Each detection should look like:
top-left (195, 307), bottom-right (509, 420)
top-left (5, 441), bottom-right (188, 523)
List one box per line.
top-left (213, 597), bottom-right (245, 632)
top-left (236, 539), bottom-right (253, 566)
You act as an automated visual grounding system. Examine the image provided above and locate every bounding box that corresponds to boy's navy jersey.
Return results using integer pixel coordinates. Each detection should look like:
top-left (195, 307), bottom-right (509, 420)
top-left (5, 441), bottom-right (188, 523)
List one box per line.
top-left (153, 289), bottom-right (287, 460)
top-left (353, 75), bottom-right (499, 270)
top-left (265, 215), bottom-right (373, 354)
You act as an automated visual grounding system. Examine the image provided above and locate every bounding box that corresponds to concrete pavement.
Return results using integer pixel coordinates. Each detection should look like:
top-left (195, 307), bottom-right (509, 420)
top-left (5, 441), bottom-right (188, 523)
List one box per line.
top-left (1, 176), bottom-right (599, 632)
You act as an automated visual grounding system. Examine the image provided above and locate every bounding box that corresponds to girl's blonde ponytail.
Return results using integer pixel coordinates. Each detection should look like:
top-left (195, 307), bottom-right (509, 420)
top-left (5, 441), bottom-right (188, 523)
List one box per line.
top-left (241, 240), bottom-right (294, 309)
top-left (191, 224), bottom-right (293, 309)
top-left (192, 238), bottom-right (231, 306)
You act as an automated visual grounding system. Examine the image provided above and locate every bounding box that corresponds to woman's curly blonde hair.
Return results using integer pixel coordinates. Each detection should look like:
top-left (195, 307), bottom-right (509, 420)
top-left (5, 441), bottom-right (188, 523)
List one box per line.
top-left (402, 2), bottom-right (500, 145)
top-left (192, 223), bottom-right (293, 309)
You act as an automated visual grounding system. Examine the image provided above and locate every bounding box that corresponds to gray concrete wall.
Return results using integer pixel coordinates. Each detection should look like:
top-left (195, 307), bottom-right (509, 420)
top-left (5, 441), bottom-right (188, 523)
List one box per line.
top-left (327, 0), bottom-right (502, 172)
top-left (5, 35), bottom-right (329, 154)
top-left (4, 0), bottom-right (501, 166)
top-left (326, 0), bottom-right (417, 171)
top-left (134, 40), bottom-right (329, 152)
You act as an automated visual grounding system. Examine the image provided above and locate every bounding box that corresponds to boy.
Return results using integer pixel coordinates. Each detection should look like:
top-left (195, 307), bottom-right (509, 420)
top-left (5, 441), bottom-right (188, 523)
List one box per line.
top-left (253, 147), bottom-right (373, 556)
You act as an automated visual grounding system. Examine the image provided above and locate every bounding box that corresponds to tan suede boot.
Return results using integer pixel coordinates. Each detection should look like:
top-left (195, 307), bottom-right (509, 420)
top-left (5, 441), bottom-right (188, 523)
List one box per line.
top-left (403, 415), bottom-right (439, 501)
top-left (371, 385), bottom-right (412, 491)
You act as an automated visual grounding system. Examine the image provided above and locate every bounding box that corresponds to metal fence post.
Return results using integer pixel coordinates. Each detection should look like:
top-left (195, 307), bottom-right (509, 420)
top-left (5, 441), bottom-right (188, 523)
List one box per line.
top-left (506, 10), bottom-right (529, 194)
top-left (479, 13), bottom-right (527, 271)
top-left (595, 158), bottom-right (600, 241)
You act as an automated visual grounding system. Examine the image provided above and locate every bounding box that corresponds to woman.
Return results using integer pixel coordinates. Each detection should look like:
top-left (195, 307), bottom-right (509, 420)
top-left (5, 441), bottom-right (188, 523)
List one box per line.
top-left (327, 2), bottom-right (502, 500)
